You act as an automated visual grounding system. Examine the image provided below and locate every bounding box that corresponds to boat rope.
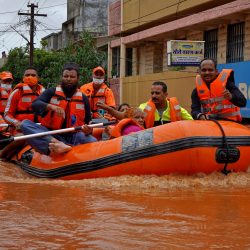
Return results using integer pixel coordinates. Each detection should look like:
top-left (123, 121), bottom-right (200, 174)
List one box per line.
top-left (209, 118), bottom-right (239, 175)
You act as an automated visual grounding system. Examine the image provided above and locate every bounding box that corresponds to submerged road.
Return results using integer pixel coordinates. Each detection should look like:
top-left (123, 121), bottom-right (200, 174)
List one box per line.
top-left (0, 161), bottom-right (250, 249)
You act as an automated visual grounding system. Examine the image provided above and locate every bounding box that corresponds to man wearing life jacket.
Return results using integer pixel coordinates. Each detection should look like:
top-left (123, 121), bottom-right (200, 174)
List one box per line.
top-left (4, 66), bottom-right (44, 135)
top-left (21, 62), bottom-right (97, 155)
top-left (0, 71), bottom-right (13, 135)
top-left (191, 58), bottom-right (247, 121)
top-left (80, 66), bottom-right (116, 119)
top-left (139, 81), bottom-right (193, 128)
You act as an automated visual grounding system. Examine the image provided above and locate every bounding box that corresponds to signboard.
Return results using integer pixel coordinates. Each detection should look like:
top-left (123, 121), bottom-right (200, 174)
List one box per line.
top-left (167, 40), bottom-right (204, 66)
top-left (217, 61), bottom-right (250, 118)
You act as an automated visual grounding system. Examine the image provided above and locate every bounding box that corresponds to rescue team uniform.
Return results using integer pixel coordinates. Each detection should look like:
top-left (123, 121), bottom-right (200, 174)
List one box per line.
top-left (0, 87), bottom-right (11, 134)
top-left (21, 86), bottom-right (97, 155)
top-left (4, 83), bottom-right (44, 134)
top-left (0, 87), bottom-right (10, 116)
top-left (191, 69), bottom-right (247, 121)
top-left (110, 118), bottom-right (144, 138)
top-left (0, 114), bottom-right (9, 136)
top-left (80, 82), bottom-right (116, 118)
top-left (139, 97), bottom-right (193, 128)
top-left (40, 86), bottom-right (86, 130)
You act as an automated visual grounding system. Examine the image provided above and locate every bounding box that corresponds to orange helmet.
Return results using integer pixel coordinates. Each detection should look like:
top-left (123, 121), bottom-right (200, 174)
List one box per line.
top-left (92, 66), bottom-right (105, 75)
top-left (0, 71), bottom-right (13, 80)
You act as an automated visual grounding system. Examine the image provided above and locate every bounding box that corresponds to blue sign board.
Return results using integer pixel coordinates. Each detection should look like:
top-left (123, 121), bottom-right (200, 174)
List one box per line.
top-left (217, 61), bottom-right (250, 118)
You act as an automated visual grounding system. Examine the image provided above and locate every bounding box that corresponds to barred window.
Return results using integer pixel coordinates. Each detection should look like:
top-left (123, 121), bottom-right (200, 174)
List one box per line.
top-left (112, 47), bottom-right (120, 77)
top-left (204, 29), bottom-right (218, 61)
top-left (126, 48), bottom-right (133, 76)
top-left (226, 22), bottom-right (245, 63)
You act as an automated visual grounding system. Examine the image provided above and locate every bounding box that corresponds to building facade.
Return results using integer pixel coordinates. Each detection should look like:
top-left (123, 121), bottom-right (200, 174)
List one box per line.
top-left (108, 0), bottom-right (250, 118)
top-left (42, 0), bottom-right (114, 51)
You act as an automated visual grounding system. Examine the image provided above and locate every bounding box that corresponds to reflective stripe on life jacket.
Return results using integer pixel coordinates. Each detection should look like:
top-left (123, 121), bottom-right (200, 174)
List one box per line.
top-left (41, 86), bottom-right (86, 130)
top-left (81, 82), bottom-right (108, 118)
top-left (0, 87), bottom-right (10, 115)
top-left (196, 69), bottom-right (242, 122)
top-left (141, 97), bottom-right (182, 128)
top-left (14, 83), bottom-right (44, 122)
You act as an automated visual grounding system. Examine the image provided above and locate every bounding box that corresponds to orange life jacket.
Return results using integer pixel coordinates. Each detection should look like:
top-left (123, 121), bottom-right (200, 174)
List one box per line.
top-left (196, 69), bottom-right (242, 122)
top-left (82, 83), bottom-right (108, 118)
top-left (111, 118), bottom-right (144, 138)
top-left (14, 83), bottom-right (44, 122)
top-left (0, 87), bottom-right (10, 115)
top-left (143, 97), bottom-right (182, 128)
top-left (0, 114), bottom-right (8, 134)
top-left (41, 86), bottom-right (86, 130)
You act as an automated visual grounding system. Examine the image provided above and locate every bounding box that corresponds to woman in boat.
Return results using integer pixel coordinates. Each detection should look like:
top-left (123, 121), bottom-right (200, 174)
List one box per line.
top-left (110, 107), bottom-right (145, 137)
top-left (96, 101), bottom-right (145, 138)
top-left (118, 103), bottom-right (130, 112)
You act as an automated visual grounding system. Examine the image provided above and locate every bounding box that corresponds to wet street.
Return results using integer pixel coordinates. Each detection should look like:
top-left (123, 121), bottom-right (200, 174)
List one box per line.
top-left (0, 161), bottom-right (250, 249)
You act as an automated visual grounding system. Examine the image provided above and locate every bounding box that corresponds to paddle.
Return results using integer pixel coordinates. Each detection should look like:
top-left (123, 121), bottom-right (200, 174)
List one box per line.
top-left (0, 123), bottom-right (41, 127)
top-left (0, 121), bottom-right (116, 145)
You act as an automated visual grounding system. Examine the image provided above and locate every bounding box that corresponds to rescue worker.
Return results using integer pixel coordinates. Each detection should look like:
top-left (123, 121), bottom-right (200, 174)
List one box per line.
top-left (80, 66), bottom-right (116, 119)
top-left (0, 71), bottom-right (13, 129)
top-left (0, 71), bottom-right (13, 117)
top-left (4, 66), bottom-right (44, 134)
top-left (139, 81), bottom-right (193, 128)
top-left (21, 62), bottom-right (97, 155)
top-left (191, 58), bottom-right (247, 121)
top-left (0, 71), bottom-right (13, 141)
top-left (0, 67), bottom-right (44, 160)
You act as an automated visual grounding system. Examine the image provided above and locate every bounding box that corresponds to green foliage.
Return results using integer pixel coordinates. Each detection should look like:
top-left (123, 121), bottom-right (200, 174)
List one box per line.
top-left (1, 31), bottom-right (107, 88)
top-left (1, 47), bottom-right (29, 84)
top-left (168, 65), bottom-right (186, 71)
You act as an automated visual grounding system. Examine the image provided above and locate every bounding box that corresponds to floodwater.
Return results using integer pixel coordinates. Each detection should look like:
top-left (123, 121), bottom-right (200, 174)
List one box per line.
top-left (0, 161), bottom-right (250, 249)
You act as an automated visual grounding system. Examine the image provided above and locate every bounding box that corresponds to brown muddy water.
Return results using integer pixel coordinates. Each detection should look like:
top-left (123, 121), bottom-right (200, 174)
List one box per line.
top-left (0, 160), bottom-right (250, 249)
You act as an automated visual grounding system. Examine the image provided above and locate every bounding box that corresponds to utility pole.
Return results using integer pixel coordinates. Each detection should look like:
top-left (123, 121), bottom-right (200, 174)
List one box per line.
top-left (18, 3), bottom-right (47, 65)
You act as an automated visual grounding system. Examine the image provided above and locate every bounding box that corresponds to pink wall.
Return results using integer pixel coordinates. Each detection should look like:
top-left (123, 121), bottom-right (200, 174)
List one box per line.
top-left (108, 0), bottom-right (121, 36)
top-left (109, 78), bottom-right (120, 106)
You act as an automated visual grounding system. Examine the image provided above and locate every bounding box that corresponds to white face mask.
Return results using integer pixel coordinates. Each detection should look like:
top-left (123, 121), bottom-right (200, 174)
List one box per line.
top-left (93, 78), bottom-right (104, 84)
top-left (1, 83), bottom-right (12, 91)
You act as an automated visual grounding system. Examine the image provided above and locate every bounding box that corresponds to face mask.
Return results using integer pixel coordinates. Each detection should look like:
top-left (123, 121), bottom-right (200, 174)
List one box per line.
top-left (1, 83), bottom-right (12, 91)
top-left (23, 76), bottom-right (38, 86)
top-left (93, 78), bottom-right (104, 84)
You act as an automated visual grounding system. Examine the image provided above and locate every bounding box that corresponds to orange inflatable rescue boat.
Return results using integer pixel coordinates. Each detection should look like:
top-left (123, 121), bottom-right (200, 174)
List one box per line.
top-left (11, 120), bottom-right (250, 179)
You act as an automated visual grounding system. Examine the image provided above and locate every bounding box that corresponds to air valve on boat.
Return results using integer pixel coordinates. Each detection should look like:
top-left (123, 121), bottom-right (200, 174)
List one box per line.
top-left (215, 146), bottom-right (240, 164)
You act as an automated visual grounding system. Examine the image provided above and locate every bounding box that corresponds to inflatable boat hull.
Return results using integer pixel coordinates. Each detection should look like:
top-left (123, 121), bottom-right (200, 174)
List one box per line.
top-left (12, 120), bottom-right (250, 179)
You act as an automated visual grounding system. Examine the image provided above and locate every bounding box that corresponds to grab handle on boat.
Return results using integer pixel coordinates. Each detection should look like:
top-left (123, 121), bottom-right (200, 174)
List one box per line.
top-left (209, 119), bottom-right (240, 175)
top-left (0, 120), bottom-right (117, 144)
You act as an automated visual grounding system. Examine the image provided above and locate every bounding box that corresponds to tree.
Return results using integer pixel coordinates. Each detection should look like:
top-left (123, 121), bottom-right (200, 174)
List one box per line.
top-left (59, 31), bottom-right (107, 83)
top-left (1, 31), bottom-right (107, 87)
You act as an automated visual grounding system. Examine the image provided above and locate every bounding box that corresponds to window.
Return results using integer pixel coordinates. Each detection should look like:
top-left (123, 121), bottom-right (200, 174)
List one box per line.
top-left (153, 43), bottom-right (163, 73)
top-left (226, 22), bottom-right (245, 63)
top-left (126, 48), bottom-right (133, 76)
top-left (112, 47), bottom-right (120, 77)
top-left (204, 29), bottom-right (218, 61)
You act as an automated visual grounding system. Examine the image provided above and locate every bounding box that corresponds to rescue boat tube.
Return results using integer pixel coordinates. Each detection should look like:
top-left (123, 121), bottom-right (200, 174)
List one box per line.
top-left (13, 120), bottom-right (250, 179)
